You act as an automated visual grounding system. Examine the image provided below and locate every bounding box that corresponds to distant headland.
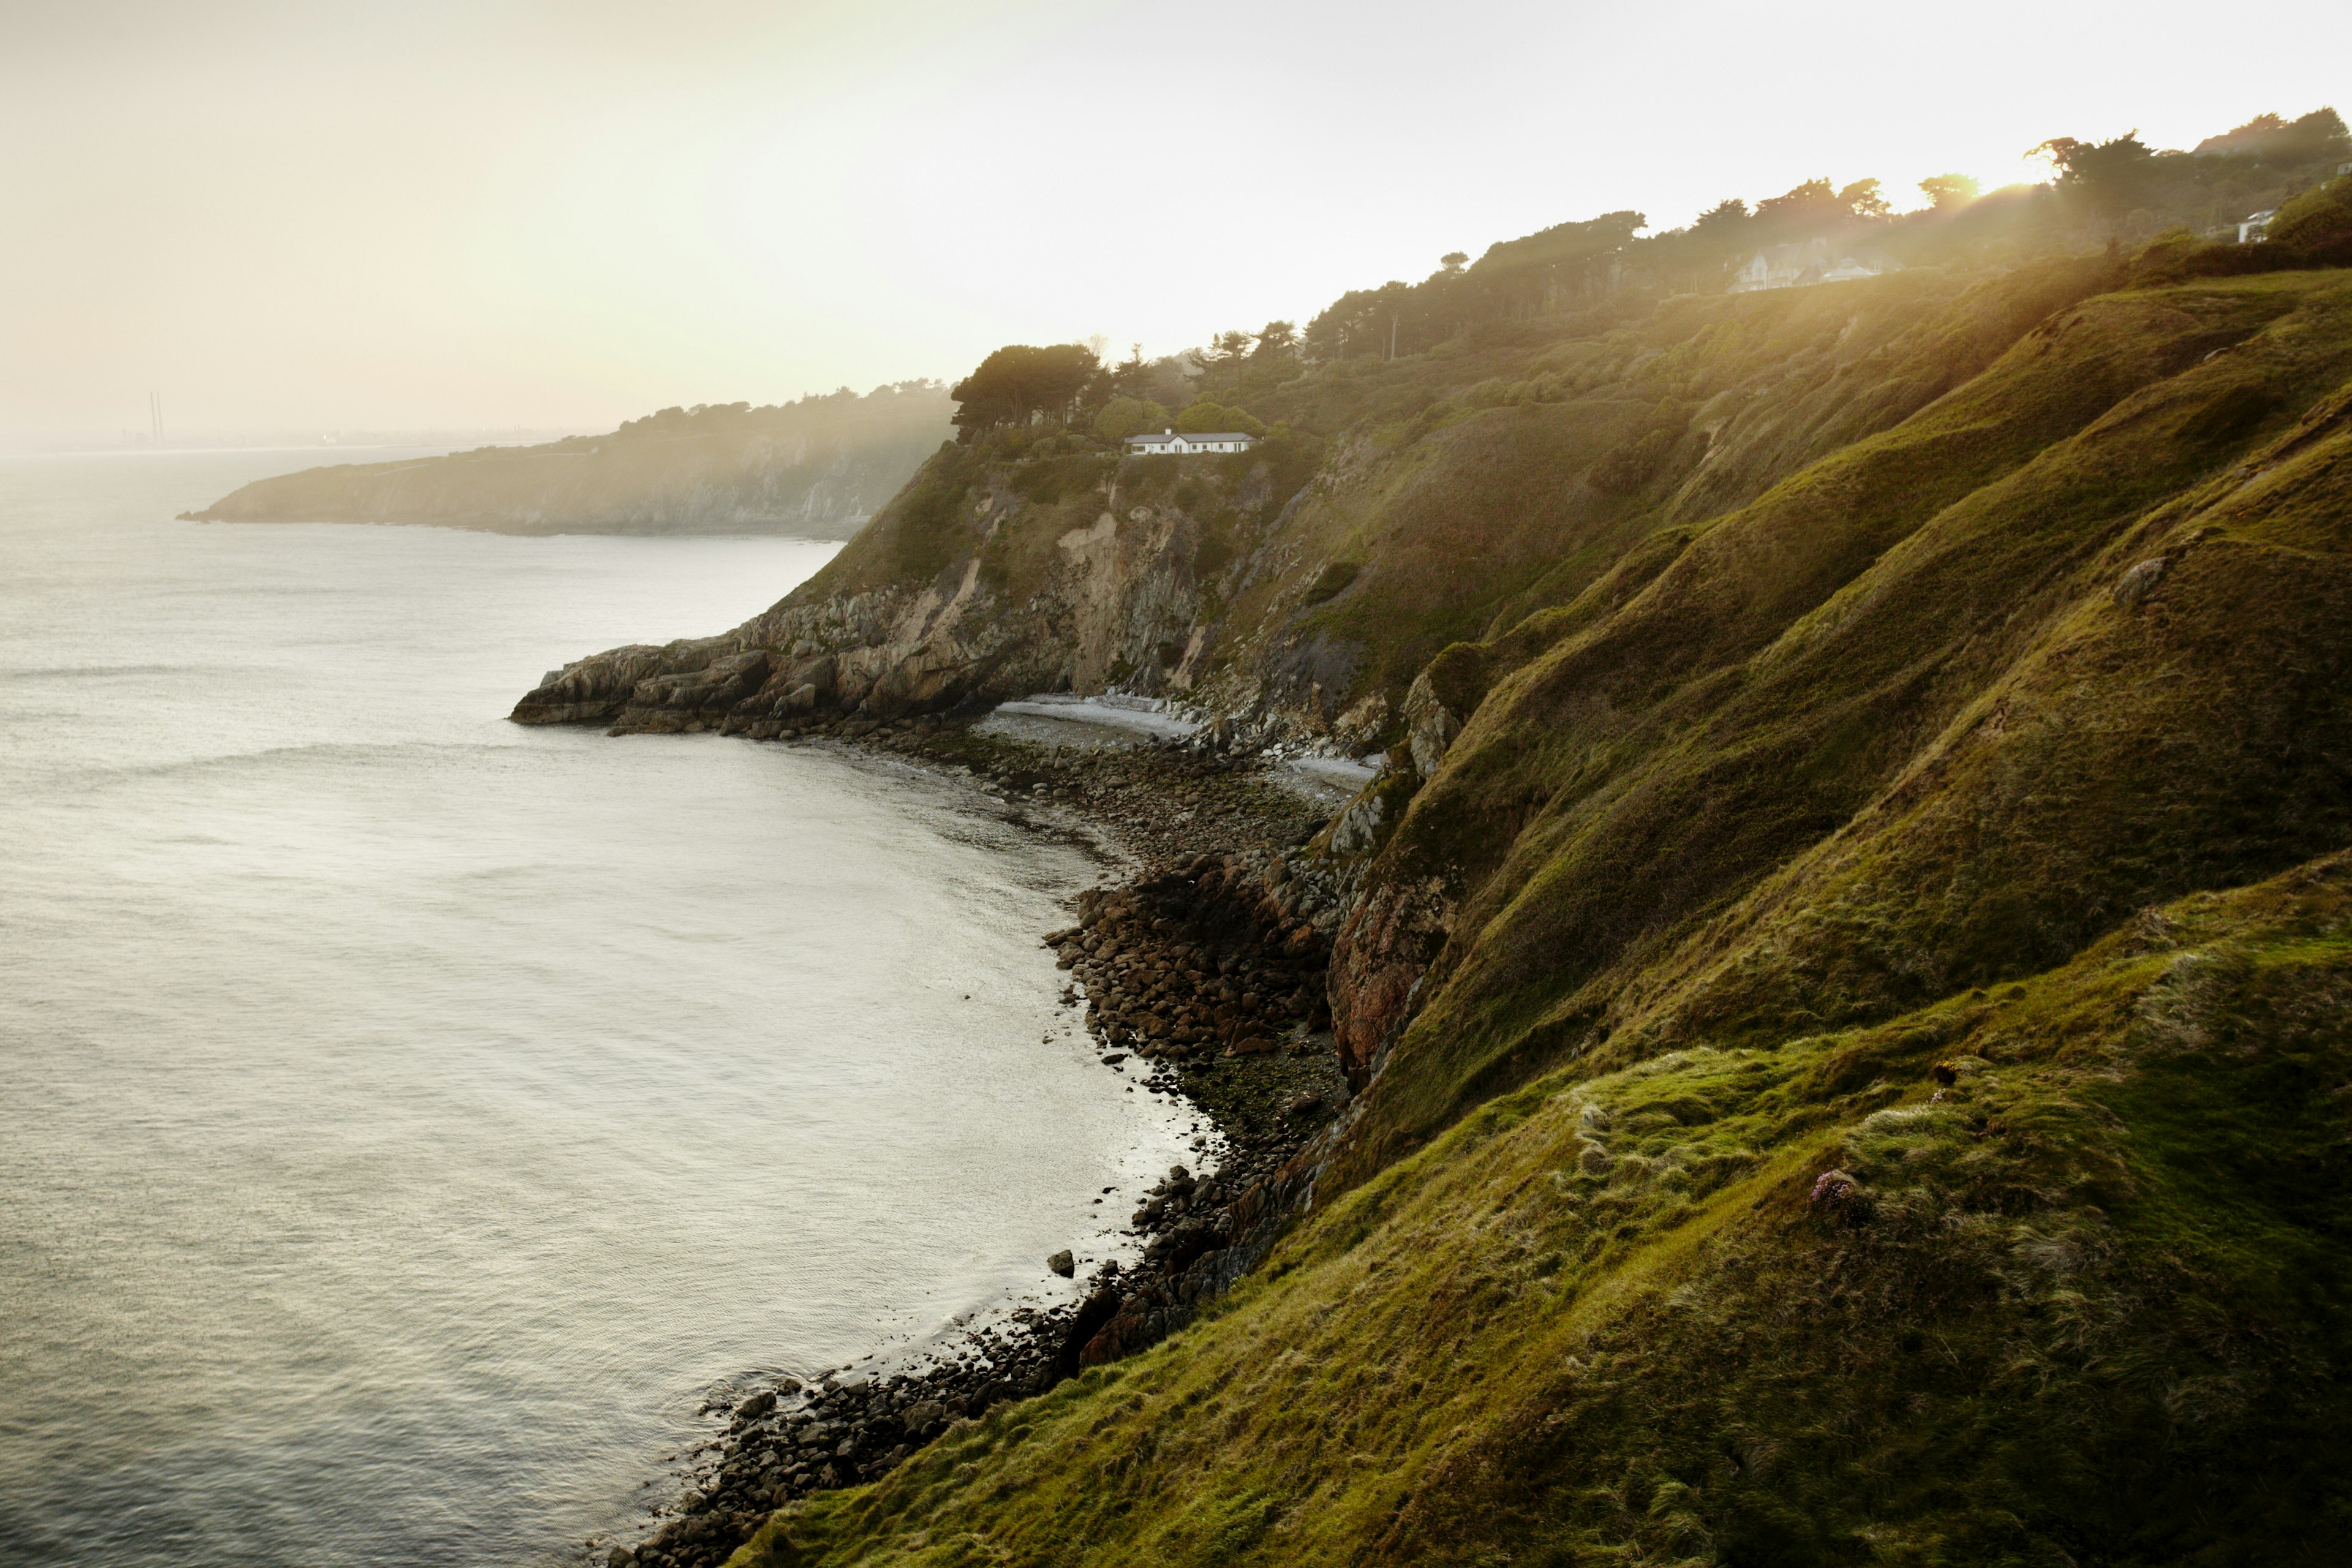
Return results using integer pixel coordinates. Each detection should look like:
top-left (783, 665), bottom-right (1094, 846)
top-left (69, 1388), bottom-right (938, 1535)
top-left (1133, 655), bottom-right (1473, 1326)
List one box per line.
top-left (179, 383), bottom-right (951, 538)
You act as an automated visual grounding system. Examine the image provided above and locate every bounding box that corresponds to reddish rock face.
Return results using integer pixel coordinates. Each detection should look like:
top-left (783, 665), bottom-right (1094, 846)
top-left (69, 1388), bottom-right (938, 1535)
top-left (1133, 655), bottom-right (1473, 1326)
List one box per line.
top-left (1329, 873), bottom-right (1454, 1087)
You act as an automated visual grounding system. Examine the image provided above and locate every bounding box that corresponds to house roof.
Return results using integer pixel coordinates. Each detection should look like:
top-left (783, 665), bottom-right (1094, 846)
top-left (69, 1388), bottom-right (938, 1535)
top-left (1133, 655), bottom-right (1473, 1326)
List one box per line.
top-left (1126, 431), bottom-right (1257, 443)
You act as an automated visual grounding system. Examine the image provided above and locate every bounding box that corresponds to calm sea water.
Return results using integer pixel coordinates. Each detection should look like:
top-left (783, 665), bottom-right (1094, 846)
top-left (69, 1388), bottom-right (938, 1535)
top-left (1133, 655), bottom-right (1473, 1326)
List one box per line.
top-left (0, 451), bottom-right (1188, 1566)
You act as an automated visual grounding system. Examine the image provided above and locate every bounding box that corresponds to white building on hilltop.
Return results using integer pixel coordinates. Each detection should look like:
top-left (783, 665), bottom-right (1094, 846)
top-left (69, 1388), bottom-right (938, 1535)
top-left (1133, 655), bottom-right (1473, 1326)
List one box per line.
top-left (1125, 428), bottom-right (1257, 456)
top-left (1728, 238), bottom-right (1902, 293)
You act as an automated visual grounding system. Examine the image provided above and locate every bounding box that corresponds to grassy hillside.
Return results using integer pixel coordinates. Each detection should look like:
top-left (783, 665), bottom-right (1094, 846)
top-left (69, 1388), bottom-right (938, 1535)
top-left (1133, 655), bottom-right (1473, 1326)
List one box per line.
top-left (655, 258), bottom-right (2352, 1567)
top-left (490, 170), bottom-right (2352, 1560)
top-left (187, 383), bottom-right (949, 537)
top-left (1340, 270), bottom-right (2352, 1178)
top-left (658, 259), bottom-right (2127, 746)
top-left (734, 854), bottom-right (2352, 1567)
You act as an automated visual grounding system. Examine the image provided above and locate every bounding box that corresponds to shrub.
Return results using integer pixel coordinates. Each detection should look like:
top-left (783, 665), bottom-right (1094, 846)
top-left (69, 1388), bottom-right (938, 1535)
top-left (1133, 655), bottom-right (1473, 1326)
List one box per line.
top-left (1175, 401), bottom-right (1266, 437)
top-left (1094, 397), bottom-right (1170, 442)
top-left (2269, 173), bottom-right (2352, 251)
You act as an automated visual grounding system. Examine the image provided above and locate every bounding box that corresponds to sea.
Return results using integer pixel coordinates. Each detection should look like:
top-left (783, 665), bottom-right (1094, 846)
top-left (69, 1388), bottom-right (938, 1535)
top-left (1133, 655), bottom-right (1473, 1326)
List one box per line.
top-left (0, 450), bottom-right (1193, 1566)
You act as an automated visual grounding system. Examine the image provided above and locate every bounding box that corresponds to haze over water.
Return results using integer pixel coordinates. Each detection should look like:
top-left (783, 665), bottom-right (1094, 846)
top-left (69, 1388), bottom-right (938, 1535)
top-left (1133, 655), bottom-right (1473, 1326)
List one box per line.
top-left (0, 453), bottom-right (1189, 1566)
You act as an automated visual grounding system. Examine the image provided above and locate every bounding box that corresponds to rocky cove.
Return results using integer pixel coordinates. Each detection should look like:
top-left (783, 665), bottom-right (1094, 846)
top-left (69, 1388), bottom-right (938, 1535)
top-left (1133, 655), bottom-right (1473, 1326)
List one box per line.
top-left (591, 723), bottom-right (1366, 1568)
top-left (508, 437), bottom-right (1477, 1568)
top-left (496, 242), bottom-right (2352, 1565)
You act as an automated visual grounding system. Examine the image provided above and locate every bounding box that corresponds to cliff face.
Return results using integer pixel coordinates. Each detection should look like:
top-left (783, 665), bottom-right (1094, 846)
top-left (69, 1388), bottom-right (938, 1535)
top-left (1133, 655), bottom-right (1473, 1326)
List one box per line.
top-left (514, 255), bottom-right (2352, 1564)
top-left (514, 262), bottom-right (2105, 739)
top-left (511, 447), bottom-right (1283, 732)
top-left (185, 386), bottom-right (951, 537)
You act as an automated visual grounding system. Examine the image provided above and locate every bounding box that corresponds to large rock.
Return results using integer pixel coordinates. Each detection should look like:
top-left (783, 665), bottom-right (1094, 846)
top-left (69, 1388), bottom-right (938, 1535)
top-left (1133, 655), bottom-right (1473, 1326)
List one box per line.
top-left (1401, 669), bottom-right (1462, 780)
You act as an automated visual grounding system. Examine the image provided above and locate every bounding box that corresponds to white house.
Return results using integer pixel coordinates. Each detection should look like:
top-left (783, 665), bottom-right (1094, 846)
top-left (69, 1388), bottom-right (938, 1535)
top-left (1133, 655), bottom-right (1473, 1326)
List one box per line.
top-left (2239, 208), bottom-right (2279, 243)
top-left (1125, 428), bottom-right (1257, 456)
top-left (1728, 239), bottom-right (1902, 293)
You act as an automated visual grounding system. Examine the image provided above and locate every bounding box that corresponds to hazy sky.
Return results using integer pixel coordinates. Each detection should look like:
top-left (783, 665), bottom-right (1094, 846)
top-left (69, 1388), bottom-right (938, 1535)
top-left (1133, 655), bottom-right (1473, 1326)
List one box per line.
top-left (3, 0), bottom-right (2345, 437)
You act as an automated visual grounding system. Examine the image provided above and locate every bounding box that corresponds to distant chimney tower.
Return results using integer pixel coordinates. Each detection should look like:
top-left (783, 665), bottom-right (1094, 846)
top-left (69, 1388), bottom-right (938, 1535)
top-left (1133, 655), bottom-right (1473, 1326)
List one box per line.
top-left (149, 391), bottom-right (163, 448)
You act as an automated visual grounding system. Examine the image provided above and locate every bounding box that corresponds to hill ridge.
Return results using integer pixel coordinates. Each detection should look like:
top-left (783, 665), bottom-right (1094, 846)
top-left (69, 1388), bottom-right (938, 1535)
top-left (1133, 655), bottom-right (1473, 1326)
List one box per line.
top-left (508, 208), bottom-right (2352, 1563)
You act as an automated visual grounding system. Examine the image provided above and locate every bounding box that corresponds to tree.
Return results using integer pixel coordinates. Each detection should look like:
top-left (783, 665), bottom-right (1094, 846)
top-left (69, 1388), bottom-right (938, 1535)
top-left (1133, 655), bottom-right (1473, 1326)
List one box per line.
top-left (949, 343), bottom-right (1100, 437)
top-left (1251, 321), bottom-right (1299, 361)
top-left (2194, 112), bottom-right (2289, 157)
top-left (1174, 401), bottom-right (1264, 437)
top-left (1838, 178), bottom-right (1891, 220)
top-left (1094, 397), bottom-right (1170, 442)
top-left (1439, 211), bottom-right (1641, 325)
top-left (1440, 251), bottom-right (1468, 272)
top-left (1686, 198), bottom-right (1751, 257)
top-left (1918, 173), bottom-right (1980, 209)
top-left (2274, 107), bottom-right (2352, 164)
top-left (2030, 131), bottom-right (2155, 219)
top-left (1106, 344), bottom-right (1151, 399)
top-left (1303, 282), bottom-right (1409, 362)
top-left (1755, 178), bottom-right (1844, 230)
top-left (1187, 329), bottom-right (1256, 391)
top-left (2194, 108), bottom-right (2349, 164)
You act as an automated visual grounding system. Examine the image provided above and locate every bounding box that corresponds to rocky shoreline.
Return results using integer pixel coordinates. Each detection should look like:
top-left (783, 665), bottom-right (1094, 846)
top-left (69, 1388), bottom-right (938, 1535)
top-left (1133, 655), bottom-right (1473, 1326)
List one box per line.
top-left (590, 720), bottom-right (1362, 1568)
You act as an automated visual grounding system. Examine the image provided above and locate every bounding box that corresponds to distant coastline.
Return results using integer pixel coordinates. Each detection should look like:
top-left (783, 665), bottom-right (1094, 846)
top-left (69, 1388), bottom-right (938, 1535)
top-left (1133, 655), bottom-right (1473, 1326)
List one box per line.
top-left (180, 386), bottom-right (950, 539)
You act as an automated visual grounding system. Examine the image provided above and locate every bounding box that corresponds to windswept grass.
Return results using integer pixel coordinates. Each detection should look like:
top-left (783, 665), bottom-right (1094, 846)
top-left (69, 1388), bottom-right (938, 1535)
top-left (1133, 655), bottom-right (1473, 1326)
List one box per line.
top-left (552, 262), bottom-right (2352, 1567)
top-left (732, 857), bottom-right (2352, 1567)
top-left (1350, 272), bottom-right (2352, 1175)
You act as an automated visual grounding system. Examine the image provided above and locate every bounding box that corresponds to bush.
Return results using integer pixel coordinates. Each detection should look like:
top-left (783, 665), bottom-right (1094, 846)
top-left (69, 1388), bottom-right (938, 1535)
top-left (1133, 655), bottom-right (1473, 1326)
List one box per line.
top-left (1175, 401), bottom-right (1266, 437)
top-left (2125, 179), bottom-right (2352, 286)
top-left (2269, 173), bottom-right (2352, 251)
top-left (1095, 397), bottom-right (1170, 442)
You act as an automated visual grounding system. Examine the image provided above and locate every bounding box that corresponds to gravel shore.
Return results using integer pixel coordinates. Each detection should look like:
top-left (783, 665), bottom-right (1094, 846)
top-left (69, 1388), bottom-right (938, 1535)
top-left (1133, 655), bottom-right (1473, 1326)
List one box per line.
top-left (590, 715), bottom-right (1365, 1568)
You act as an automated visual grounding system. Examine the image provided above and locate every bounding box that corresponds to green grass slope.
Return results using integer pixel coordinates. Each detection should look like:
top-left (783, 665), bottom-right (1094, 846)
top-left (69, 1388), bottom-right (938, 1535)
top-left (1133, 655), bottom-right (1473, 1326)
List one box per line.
top-left (1344, 271), bottom-right (2352, 1175)
top-left (762, 262), bottom-right (2122, 730)
top-left (1215, 262), bottom-right (2128, 715)
top-left (734, 853), bottom-right (2352, 1567)
top-left (697, 265), bottom-right (2352, 1567)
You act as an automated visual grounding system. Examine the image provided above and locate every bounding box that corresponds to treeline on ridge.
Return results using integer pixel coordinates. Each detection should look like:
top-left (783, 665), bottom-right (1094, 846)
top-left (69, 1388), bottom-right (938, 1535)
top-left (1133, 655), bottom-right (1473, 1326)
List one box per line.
top-left (942, 105), bottom-right (2352, 456)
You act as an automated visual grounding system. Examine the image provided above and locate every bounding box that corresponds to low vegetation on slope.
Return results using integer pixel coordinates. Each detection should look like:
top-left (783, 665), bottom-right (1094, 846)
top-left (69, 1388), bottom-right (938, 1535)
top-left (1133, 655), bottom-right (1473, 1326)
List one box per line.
top-left (541, 255), bottom-right (2131, 745)
top-left (1340, 270), bottom-right (2352, 1177)
top-left (188, 382), bottom-right (949, 537)
top-left (494, 148), bottom-right (2352, 1563)
top-left (690, 258), bottom-right (2352, 1565)
top-left (737, 857), bottom-right (2352, 1567)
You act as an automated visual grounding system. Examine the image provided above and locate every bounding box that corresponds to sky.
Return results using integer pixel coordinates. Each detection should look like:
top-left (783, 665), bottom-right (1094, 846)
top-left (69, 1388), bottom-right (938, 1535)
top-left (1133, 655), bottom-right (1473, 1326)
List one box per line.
top-left (2, 0), bottom-right (2345, 439)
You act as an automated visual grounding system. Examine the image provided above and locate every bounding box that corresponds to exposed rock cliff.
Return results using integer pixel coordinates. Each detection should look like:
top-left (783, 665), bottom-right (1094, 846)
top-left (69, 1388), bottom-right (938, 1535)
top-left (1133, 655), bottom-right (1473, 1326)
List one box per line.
top-left (516, 263), bottom-right (2106, 742)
